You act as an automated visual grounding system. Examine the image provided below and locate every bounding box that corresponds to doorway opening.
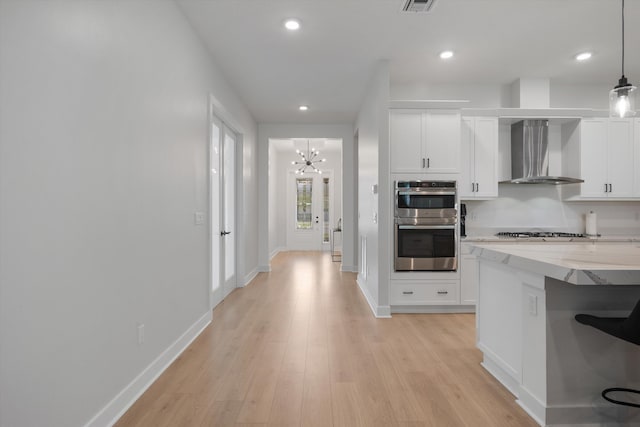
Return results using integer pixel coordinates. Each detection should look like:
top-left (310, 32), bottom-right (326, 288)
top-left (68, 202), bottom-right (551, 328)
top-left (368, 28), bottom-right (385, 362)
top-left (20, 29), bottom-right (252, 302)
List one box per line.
top-left (268, 138), bottom-right (343, 256)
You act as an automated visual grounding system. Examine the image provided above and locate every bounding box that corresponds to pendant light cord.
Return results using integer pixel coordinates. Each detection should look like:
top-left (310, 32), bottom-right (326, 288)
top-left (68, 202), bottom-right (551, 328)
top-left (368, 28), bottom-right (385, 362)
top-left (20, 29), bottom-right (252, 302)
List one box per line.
top-left (622, 0), bottom-right (625, 76)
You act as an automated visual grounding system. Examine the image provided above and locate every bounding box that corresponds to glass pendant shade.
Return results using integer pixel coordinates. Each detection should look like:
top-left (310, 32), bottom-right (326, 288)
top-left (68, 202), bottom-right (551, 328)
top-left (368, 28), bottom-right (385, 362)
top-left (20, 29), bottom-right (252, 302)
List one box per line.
top-left (609, 87), bottom-right (636, 118)
top-left (609, 77), bottom-right (637, 118)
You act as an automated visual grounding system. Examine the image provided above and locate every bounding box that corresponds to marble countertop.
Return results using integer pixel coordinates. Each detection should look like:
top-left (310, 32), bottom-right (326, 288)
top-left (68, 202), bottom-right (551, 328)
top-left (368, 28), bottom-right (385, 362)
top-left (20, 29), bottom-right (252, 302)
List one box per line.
top-left (470, 243), bottom-right (640, 285)
top-left (462, 235), bottom-right (640, 243)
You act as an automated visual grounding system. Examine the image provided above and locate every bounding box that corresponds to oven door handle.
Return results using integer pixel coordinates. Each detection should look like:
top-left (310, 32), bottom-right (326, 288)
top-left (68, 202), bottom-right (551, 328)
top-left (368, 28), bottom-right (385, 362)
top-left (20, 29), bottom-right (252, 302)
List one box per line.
top-left (398, 225), bottom-right (456, 230)
top-left (397, 191), bottom-right (456, 196)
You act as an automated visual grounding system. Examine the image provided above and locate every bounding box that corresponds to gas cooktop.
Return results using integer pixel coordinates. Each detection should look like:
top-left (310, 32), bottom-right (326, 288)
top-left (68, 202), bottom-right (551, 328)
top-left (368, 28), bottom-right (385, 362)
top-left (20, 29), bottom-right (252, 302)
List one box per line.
top-left (496, 231), bottom-right (588, 238)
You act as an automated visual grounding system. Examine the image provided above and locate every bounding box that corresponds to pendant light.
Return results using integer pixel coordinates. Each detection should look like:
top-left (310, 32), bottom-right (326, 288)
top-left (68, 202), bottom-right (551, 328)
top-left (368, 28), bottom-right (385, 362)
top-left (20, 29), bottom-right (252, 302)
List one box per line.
top-left (291, 140), bottom-right (326, 175)
top-left (609, 0), bottom-right (636, 118)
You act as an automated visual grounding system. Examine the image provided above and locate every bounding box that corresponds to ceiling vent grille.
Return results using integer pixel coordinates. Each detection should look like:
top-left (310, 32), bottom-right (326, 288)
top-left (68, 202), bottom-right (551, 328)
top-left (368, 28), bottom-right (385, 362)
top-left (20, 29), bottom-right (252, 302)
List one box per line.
top-left (402, 0), bottom-right (437, 13)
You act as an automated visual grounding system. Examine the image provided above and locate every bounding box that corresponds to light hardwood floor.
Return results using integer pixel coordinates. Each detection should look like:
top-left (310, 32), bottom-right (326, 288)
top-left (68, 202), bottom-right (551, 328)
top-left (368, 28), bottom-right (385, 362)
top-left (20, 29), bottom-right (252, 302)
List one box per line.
top-left (116, 251), bottom-right (537, 427)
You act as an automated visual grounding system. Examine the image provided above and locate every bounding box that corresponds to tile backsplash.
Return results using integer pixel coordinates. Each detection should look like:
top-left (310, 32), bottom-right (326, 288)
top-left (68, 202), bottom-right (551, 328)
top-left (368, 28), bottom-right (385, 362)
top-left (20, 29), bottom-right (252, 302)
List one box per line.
top-left (464, 185), bottom-right (640, 236)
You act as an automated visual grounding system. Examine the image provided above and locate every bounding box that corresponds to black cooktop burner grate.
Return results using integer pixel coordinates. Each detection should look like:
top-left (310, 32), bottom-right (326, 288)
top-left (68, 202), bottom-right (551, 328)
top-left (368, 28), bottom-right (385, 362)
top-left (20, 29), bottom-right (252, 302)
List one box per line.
top-left (496, 231), bottom-right (587, 238)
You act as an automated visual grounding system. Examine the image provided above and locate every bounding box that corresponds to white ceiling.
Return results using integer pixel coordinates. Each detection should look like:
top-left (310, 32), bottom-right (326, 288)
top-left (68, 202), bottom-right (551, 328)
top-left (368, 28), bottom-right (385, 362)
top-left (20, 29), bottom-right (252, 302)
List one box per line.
top-left (270, 138), bottom-right (342, 154)
top-left (177, 0), bottom-right (640, 124)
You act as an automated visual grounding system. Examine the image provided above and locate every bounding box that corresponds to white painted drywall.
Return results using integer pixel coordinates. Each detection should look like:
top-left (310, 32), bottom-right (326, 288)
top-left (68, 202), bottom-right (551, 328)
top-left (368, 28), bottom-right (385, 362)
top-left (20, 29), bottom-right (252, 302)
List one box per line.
top-left (391, 81), bottom-right (612, 110)
top-left (355, 61), bottom-right (391, 317)
top-left (0, 1), bottom-right (257, 426)
top-left (258, 124), bottom-right (355, 271)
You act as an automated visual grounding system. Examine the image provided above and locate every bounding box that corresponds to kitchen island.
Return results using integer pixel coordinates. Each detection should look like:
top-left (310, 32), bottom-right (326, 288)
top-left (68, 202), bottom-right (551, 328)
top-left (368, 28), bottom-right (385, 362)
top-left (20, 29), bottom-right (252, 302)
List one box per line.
top-left (470, 243), bottom-right (640, 427)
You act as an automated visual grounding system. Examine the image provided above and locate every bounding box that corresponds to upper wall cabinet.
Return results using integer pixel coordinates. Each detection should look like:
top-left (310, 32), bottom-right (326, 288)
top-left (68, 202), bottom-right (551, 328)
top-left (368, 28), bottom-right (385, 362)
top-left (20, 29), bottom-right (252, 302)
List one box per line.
top-left (390, 109), bottom-right (461, 174)
top-left (460, 117), bottom-right (499, 199)
top-left (563, 118), bottom-right (634, 200)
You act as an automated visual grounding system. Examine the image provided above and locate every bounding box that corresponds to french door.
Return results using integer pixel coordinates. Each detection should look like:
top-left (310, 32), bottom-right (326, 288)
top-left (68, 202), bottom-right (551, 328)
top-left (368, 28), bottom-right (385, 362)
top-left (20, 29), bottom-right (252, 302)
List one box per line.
top-left (210, 114), bottom-right (236, 309)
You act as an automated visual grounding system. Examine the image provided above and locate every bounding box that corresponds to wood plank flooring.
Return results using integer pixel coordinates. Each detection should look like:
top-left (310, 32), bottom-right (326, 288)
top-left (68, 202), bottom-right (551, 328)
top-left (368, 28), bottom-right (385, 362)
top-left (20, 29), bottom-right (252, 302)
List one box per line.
top-left (115, 251), bottom-right (537, 427)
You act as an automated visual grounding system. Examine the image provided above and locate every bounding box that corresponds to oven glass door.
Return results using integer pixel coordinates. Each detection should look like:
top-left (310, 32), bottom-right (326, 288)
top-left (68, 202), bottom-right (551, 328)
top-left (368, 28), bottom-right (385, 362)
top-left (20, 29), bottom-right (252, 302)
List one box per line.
top-left (395, 191), bottom-right (456, 218)
top-left (395, 225), bottom-right (457, 271)
top-left (396, 192), bottom-right (455, 210)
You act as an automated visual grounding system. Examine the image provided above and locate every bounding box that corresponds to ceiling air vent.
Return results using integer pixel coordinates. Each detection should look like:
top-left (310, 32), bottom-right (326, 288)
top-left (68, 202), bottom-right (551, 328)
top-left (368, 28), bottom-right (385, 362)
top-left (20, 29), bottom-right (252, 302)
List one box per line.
top-left (402, 0), bottom-right (437, 13)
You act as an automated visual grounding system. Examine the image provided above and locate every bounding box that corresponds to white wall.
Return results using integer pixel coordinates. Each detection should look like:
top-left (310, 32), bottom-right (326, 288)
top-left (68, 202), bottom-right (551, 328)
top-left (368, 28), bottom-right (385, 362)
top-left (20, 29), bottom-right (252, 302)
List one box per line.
top-left (258, 124), bottom-right (356, 271)
top-left (0, 2), bottom-right (257, 426)
top-left (355, 61), bottom-right (390, 317)
top-left (391, 81), bottom-right (612, 110)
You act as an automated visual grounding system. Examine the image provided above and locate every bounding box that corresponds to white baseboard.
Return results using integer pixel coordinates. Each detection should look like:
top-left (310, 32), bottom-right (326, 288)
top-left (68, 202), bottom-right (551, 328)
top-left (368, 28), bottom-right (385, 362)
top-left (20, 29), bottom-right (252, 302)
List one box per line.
top-left (242, 268), bottom-right (258, 287)
top-left (84, 311), bottom-right (212, 427)
top-left (341, 265), bottom-right (358, 273)
top-left (391, 305), bottom-right (476, 314)
top-left (269, 246), bottom-right (286, 261)
top-left (258, 264), bottom-right (271, 272)
top-left (355, 277), bottom-right (391, 318)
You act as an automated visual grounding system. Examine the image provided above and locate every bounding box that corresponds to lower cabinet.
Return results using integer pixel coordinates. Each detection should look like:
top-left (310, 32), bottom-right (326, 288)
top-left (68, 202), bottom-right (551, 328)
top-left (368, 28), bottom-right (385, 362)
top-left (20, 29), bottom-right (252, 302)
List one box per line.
top-left (391, 281), bottom-right (459, 305)
top-left (460, 247), bottom-right (479, 305)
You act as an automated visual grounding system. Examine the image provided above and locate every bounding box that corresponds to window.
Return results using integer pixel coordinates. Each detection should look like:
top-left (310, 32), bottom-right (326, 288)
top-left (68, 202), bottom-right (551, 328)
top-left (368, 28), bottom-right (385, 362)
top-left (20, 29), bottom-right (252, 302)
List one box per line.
top-left (296, 178), bottom-right (313, 229)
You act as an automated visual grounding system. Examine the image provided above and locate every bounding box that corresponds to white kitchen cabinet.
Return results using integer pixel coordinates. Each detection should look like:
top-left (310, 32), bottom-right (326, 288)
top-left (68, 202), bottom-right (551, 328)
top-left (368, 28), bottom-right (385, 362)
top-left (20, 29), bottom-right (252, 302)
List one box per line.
top-left (390, 281), bottom-right (459, 305)
top-left (563, 118), bottom-right (634, 200)
top-left (390, 109), bottom-right (460, 174)
top-left (634, 119), bottom-right (640, 196)
top-left (460, 242), bottom-right (478, 305)
top-left (460, 117), bottom-right (498, 199)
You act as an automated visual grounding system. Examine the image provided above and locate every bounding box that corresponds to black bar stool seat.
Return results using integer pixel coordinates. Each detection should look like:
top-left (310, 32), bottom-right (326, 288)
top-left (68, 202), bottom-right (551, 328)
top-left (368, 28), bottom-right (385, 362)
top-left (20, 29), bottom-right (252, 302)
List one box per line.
top-left (575, 299), bottom-right (640, 408)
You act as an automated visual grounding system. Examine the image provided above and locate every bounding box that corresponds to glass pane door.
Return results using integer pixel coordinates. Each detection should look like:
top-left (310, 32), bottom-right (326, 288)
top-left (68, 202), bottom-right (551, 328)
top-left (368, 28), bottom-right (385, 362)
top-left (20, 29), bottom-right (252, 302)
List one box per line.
top-left (223, 127), bottom-right (236, 293)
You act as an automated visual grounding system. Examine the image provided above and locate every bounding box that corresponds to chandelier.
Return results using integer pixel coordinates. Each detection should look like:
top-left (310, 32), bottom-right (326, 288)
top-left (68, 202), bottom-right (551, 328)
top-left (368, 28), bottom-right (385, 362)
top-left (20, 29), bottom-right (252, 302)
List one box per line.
top-left (291, 140), bottom-right (326, 175)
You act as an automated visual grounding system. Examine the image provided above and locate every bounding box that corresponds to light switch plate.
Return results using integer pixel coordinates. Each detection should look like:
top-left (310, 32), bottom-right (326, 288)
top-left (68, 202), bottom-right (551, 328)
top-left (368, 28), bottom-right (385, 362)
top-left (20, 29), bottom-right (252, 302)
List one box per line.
top-left (194, 212), bottom-right (205, 225)
top-left (528, 294), bottom-right (538, 316)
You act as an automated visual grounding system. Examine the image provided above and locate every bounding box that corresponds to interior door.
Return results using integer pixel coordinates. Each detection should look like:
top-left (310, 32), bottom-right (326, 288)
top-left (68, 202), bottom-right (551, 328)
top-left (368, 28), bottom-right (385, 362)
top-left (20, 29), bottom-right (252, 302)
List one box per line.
top-left (222, 126), bottom-right (236, 297)
top-left (287, 171), bottom-right (332, 250)
top-left (210, 114), bottom-right (236, 309)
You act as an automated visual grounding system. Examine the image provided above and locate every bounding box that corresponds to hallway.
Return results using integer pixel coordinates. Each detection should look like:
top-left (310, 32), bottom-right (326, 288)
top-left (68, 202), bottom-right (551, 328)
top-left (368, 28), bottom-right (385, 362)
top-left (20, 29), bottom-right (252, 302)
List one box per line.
top-left (116, 251), bottom-right (536, 427)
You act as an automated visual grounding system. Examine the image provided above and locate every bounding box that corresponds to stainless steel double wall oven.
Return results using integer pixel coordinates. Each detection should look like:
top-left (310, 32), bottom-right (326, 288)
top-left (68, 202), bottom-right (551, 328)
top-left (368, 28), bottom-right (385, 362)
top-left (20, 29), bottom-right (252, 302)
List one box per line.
top-left (394, 180), bottom-right (458, 271)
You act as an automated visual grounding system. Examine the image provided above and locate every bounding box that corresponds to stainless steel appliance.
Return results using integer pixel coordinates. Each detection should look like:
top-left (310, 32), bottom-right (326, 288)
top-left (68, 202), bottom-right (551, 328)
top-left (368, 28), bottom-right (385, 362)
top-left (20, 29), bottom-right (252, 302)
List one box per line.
top-left (501, 120), bottom-right (583, 185)
top-left (394, 181), bottom-right (458, 271)
top-left (495, 231), bottom-right (591, 241)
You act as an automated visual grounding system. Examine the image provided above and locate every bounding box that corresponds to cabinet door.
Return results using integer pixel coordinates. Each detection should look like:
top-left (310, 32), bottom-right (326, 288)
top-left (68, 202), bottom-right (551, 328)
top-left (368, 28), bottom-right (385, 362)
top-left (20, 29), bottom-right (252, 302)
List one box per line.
top-left (460, 254), bottom-right (478, 305)
top-left (390, 110), bottom-right (424, 172)
top-left (635, 119), bottom-right (640, 197)
top-left (580, 119), bottom-right (608, 198)
top-left (607, 119), bottom-right (634, 197)
top-left (459, 118), bottom-right (476, 198)
top-left (473, 117), bottom-right (499, 198)
top-left (424, 111), bottom-right (461, 173)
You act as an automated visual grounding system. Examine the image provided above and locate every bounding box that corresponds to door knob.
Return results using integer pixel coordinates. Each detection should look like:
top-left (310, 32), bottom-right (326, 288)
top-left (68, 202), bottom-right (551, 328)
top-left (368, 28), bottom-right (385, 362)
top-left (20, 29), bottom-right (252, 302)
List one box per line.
top-left (220, 231), bottom-right (231, 236)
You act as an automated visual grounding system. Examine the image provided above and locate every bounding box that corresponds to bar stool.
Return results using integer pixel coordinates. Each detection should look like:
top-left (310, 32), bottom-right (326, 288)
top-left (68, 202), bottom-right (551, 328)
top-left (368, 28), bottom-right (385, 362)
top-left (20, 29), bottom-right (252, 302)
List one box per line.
top-left (575, 299), bottom-right (640, 408)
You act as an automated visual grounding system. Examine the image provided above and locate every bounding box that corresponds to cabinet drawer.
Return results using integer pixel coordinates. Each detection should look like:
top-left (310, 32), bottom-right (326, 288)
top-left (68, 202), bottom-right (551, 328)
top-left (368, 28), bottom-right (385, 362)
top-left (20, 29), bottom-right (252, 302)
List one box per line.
top-left (391, 282), bottom-right (459, 305)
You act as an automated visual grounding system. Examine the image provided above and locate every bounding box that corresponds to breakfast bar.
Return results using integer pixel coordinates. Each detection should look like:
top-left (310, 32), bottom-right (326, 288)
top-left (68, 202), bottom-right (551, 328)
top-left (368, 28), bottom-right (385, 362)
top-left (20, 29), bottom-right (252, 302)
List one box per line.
top-left (470, 243), bottom-right (640, 426)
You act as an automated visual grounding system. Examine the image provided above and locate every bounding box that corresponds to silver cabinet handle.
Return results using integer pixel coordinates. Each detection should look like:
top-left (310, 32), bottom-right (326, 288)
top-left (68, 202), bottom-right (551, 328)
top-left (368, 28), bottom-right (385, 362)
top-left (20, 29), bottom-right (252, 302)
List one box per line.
top-left (605, 183), bottom-right (608, 193)
top-left (472, 182), bottom-right (475, 192)
top-left (437, 291), bottom-right (449, 295)
top-left (475, 183), bottom-right (479, 192)
top-left (422, 158), bottom-right (426, 168)
top-left (402, 291), bottom-right (414, 295)
top-left (609, 183), bottom-right (613, 193)
top-left (427, 158), bottom-right (430, 168)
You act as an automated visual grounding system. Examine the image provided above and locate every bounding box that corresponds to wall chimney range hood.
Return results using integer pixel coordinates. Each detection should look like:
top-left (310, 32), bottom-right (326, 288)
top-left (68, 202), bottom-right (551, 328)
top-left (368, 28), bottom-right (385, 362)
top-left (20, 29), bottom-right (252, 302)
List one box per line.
top-left (501, 120), bottom-right (584, 185)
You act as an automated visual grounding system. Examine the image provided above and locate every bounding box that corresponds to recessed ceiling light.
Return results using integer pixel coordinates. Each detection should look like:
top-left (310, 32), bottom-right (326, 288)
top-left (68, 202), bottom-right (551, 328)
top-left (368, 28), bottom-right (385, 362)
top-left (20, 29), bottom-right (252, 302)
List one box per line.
top-left (575, 52), bottom-right (592, 61)
top-left (439, 50), bottom-right (454, 59)
top-left (284, 19), bottom-right (301, 31)
top-left (299, 105), bottom-right (308, 111)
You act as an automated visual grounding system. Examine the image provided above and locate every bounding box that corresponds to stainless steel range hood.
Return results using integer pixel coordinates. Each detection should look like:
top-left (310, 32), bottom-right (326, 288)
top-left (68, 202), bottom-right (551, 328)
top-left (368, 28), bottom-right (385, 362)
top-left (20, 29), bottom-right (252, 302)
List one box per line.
top-left (501, 119), bottom-right (584, 185)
